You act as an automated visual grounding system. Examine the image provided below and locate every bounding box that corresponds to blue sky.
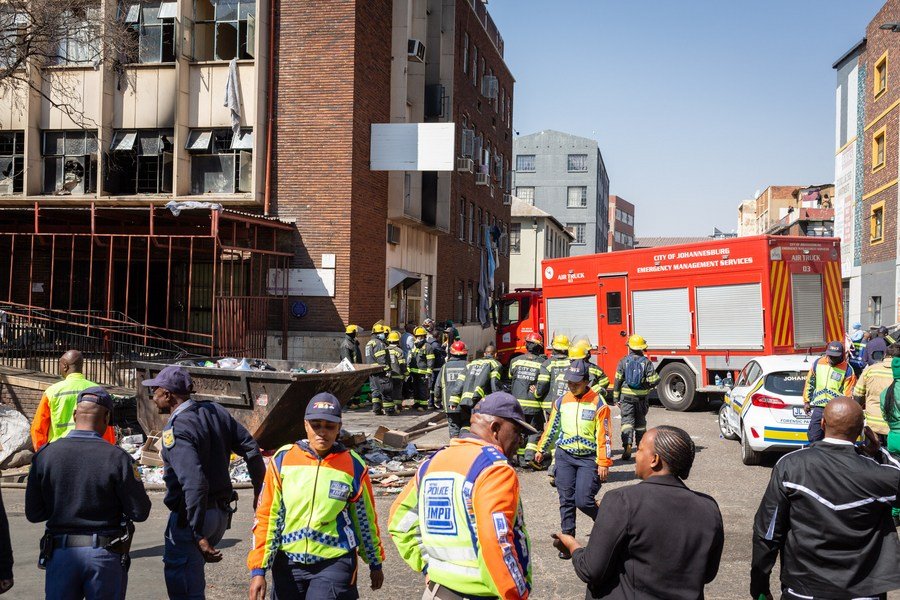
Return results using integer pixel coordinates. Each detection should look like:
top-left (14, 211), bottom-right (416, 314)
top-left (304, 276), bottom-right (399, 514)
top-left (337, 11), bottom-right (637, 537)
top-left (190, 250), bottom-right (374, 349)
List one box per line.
top-left (487, 0), bottom-right (886, 236)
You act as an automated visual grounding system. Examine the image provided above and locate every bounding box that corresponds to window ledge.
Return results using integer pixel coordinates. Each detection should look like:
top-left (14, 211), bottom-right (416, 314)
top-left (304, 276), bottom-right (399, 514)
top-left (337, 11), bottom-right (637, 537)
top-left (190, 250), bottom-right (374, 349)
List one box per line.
top-left (121, 62), bottom-right (177, 70)
top-left (875, 88), bottom-right (887, 101)
top-left (189, 59), bottom-right (255, 67)
top-left (871, 237), bottom-right (885, 246)
top-left (42, 64), bottom-right (96, 72)
top-left (872, 163), bottom-right (886, 174)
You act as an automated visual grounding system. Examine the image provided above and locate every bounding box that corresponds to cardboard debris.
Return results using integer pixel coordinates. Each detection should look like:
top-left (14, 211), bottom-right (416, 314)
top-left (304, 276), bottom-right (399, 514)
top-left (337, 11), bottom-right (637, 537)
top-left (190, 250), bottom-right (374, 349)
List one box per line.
top-left (140, 431), bottom-right (164, 467)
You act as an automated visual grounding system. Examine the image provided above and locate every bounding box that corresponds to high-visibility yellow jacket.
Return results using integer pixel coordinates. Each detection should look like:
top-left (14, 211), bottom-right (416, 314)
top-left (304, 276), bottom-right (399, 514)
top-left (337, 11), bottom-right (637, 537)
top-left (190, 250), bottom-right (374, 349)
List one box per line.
top-left (388, 436), bottom-right (531, 599)
top-left (537, 388), bottom-right (613, 467)
top-left (30, 373), bottom-right (116, 450)
top-left (247, 441), bottom-right (384, 576)
top-left (803, 357), bottom-right (856, 408)
top-left (853, 358), bottom-right (892, 435)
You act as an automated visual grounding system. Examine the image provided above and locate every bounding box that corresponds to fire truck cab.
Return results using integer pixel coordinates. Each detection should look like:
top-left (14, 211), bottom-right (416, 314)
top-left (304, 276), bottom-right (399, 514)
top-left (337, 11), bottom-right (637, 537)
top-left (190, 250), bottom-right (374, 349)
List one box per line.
top-left (495, 288), bottom-right (544, 366)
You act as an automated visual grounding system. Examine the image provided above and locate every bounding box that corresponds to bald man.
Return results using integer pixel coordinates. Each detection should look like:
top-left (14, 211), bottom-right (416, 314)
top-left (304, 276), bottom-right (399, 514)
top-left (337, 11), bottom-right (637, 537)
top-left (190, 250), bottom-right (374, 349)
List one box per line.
top-left (30, 350), bottom-right (116, 450)
top-left (751, 397), bottom-right (900, 600)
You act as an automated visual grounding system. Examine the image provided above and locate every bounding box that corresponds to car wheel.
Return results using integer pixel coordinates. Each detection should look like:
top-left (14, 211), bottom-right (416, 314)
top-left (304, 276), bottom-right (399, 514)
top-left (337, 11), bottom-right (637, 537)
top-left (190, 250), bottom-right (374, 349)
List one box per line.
top-left (718, 404), bottom-right (739, 440)
top-left (741, 426), bottom-right (762, 466)
top-left (657, 363), bottom-right (701, 411)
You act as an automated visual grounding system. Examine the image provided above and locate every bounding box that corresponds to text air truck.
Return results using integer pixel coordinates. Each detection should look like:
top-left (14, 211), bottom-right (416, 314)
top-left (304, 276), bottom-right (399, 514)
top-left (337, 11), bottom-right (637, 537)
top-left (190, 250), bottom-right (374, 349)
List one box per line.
top-left (507, 235), bottom-right (843, 411)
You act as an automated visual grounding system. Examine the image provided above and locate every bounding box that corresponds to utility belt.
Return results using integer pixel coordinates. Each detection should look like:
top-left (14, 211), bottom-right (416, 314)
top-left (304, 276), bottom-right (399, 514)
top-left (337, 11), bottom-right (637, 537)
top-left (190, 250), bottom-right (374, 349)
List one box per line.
top-left (176, 490), bottom-right (239, 530)
top-left (40, 521), bottom-right (135, 570)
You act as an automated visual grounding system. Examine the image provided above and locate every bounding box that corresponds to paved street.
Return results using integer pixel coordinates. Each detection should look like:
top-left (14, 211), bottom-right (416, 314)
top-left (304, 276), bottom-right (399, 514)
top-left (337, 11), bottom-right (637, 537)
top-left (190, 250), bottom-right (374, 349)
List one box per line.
top-left (4, 401), bottom-right (899, 599)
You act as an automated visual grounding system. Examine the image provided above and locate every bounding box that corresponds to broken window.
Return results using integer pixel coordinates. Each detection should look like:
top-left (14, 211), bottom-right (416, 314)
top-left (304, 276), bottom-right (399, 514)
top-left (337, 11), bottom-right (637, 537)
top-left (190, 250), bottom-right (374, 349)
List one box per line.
top-left (187, 128), bottom-right (252, 194)
top-left (193, 0), bottom-right (255, 61)
top-left (122, 1), bottom-right (177, 63)
top-left (43, 131), bottom-right (98, 195)
top-left (105, 129), bottom-right (174, 195)
top-left (0, 131), bottom-right (24, 195)
top-left (49, 6), bottom-right (101, 65)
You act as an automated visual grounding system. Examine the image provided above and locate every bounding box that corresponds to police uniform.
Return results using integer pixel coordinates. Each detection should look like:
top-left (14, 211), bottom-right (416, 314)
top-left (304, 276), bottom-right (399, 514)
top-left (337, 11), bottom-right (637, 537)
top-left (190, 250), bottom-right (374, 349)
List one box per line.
top-left (434, 354), bottom-right (469, 438)
top-left (389, 393), bottom-right (534, 599)
top-left (509, 349), bottom-right (549, 465)
top-left (387, 342), bottom-right (408, 413)
top-left (248, 394), bottom-right (385, 599)
top-left (25, 387), bottom-right (151, 600)
top-left (143, 366), bottom-right (266, 600)
top-left (407, 340), bottom-right (435, 410)
top-left (365, 331), bottom-right (393, 415)
top-left (613, 348), bottom-right (660, 455)
top-left (803, 344), bottom-right (856, 443)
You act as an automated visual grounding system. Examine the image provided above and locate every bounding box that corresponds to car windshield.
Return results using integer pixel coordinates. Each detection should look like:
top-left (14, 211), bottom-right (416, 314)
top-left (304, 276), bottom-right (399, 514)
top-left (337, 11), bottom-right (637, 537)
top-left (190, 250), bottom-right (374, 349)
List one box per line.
top-left (765, 371), bottom-right (807, 396)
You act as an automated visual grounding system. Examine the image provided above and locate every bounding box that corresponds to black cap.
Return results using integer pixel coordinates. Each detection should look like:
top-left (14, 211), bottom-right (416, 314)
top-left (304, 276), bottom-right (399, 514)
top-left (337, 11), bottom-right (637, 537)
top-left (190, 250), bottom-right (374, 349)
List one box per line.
top-left (305, 392), bottom-right (342, 423)
top-left (825, 341), bottom-right (844, 358)
top-left (77, 386), bottom-right (114, 413)
top-left (142, 365), bottom-right (192, 395)
top-left (564, 360), bottom-right (590, 382)
top-left (473, 392), bottom-right (538, 433)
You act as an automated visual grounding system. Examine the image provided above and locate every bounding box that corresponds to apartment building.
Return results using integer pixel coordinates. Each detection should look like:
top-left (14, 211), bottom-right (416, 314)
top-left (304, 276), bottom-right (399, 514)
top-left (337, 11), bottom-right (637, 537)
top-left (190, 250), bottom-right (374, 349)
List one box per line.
top-left (737, 199), bottom-right (758, 236)
top-left (509, 196), bottom-right (573, 288)
top-left (513, 130), bottom-right (610, 255)
top-left (0, 0), bottom-right (513, 362)
top-left (608, 194), bottom-right (634, 251)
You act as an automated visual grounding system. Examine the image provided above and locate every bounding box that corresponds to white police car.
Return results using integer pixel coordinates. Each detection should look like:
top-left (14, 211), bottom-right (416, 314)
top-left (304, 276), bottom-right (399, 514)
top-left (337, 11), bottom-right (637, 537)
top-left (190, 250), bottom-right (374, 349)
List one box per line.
top-left (718, 355), bottom-right (812, 465)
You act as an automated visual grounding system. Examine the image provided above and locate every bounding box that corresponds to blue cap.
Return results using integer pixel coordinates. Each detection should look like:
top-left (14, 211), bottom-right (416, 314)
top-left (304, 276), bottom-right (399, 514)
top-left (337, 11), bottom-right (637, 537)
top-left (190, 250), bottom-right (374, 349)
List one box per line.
top-left (564, 360), bottom-right (590, 382)
top-left (852, 322), bottom-right (862, 330)
top-left (473, 391), bottom-right (538, 433)
top-left (142, 365), bottom-right (193, 395)
top-left (825, 341), bottom-right (844, 358)
top-left (77, 386), bottom-right (114, 413)
top-left (305, 392), bottom-right (342, 423)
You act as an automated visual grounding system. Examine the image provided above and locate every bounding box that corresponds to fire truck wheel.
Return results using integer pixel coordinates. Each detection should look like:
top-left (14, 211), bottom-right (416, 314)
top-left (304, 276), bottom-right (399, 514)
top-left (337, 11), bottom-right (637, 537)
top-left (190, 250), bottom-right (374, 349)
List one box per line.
top-left (657, 363), bottom-right (699, 412)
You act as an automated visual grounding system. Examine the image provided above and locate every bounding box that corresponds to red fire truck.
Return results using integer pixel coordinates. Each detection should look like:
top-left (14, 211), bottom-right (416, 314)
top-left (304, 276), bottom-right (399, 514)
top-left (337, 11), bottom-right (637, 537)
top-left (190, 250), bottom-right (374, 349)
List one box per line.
top-left (495, 235), bottom-right (844, 411)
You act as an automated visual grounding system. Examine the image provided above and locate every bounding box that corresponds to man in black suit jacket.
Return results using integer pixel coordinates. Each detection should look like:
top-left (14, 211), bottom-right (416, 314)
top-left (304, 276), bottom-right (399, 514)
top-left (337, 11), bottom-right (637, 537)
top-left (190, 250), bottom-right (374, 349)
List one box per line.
top-left (553, 425), bottom-right (724, 600)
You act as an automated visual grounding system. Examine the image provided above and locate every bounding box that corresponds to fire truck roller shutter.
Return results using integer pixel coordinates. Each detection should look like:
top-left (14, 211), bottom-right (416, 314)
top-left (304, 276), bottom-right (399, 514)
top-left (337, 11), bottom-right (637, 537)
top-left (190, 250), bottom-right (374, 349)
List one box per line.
top-left (631, 288), bottom-right (691, 350)
top-left (695, 284), bottom-right (764, 350)
top-left (545, 295), bottom-right (599, 345)
top-left (791, 274), bottom-right (825, 348)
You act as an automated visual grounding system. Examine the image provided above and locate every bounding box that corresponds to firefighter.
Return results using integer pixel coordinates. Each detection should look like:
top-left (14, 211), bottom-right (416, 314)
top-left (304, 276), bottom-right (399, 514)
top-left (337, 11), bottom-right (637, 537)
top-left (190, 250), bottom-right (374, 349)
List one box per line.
top-left (545, 335), bottom-right (573, 408)
top-left (407, 326), bottom-right (435, 412)
top-left (426, 325), bottom-right (446, 410)
top-left (449, 345), bottom-right (503, 436)
top-left (569, 340), bottom-right (611, 399)
top-left (803, 340), bottom-right (857, 443)
top-left (388, 392), bottom-right (534, 599)
top-left (340, 325), bottom-right (362, 364)
top-left (365, 324), bottom-right (393, 416)
top-left (613, 335), bottom-right (660, 461)
top-left (535, 361), bottom-right (612, 559)
top-left (509, 332), bottom-right (550, 467)
top-left (386, 330), bottom-right (408, 415)
top-left (434, 341), bottom-right (470, 438)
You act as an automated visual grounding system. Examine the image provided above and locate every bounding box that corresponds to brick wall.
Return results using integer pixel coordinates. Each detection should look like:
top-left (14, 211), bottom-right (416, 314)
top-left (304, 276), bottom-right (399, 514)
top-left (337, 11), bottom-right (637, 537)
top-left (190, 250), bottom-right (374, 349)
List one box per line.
top-left (862, 0), bottom-right (900, 266)
top-left (0, 381), bottom-right (43, 420)
top-left (437, 0), bottom-right (513, 324)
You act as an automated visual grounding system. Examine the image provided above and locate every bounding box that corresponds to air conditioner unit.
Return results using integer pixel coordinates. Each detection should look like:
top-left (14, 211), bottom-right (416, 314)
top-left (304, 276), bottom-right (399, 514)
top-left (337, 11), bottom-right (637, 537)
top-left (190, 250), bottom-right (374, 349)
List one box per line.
top-left (387, 223), bottom-right (401, 245)
top-left (408, 39), bottom-right (426, 63)
top-left (475, 172), bottom-right (489, 186)
top-left (502, 194), bottom-right (512, 206)
top-left (456, 157), bottom-right (474, 173)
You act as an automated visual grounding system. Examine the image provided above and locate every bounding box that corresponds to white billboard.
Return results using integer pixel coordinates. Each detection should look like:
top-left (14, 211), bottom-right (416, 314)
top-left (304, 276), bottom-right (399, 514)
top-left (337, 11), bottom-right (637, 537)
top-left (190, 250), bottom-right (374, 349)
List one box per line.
top-left (834, 140), bottom-right (856, 273)
top-left (370, 123), bottom-right (455, 171)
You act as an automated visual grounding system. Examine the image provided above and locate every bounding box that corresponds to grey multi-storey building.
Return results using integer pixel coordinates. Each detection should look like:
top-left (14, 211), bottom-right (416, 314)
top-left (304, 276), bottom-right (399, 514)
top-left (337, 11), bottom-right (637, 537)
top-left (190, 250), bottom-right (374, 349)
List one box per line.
top-left (513, 130), bottom-right (610, 255)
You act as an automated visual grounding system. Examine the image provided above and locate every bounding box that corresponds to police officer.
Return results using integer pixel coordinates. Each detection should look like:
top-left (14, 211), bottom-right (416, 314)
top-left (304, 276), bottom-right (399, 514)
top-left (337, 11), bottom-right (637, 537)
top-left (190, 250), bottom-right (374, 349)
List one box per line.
top-left (26, 387), bottom-right (151, 599)
top-left (30, 349), bottom-right (116, 450)
top-left (386, 330), bottom-right (407, 415)
top-left (569, 341), bottom-right (611, 398)
top-left (535, 362), bottom-right (612, 559)
top-left (407, 326), bottom-right (435, 412)
top-left (434, 341), bottom-right (470, 438)
top-left (365, 324), bottom-right (392, 416)
top-left (143, 365), bottom-right (266, 600)
top-left (613, 335), bottom-right (660, 460)
top-left (803, 340), bottom-right (857, 443)
top-left (389, 392), bottom-right (534, 599)
top-left (509, 332), bottom-right (550, 467)
top-left (248, 393), bottom-right (385, 600)
top-left (340, 325), bottom-right (363, 364)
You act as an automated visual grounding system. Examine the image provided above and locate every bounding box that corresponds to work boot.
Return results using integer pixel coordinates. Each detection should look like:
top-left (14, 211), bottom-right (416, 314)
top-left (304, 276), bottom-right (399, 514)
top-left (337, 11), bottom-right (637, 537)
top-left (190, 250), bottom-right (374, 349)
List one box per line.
top-left (373, 404), bottom-right (384, 416)
top-left (416, 405), bottom-right (426, 412)
top-left (386, 408), bottom-right (398, 416)
top-left (621, 443), bottom-right (632, 461)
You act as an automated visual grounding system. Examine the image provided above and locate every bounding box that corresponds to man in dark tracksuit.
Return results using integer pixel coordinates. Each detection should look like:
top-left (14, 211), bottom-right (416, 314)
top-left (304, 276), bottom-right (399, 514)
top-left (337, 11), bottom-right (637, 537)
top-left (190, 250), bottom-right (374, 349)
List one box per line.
top-left (143, 365), bottom-right (266, 600)
top-left (434, 341), bottom-right (470, 438)
top-left (340, 325), bottom-right (363, 364)
top-left (614, 335), bottom-right (660, 461)
top-left (365, 324), bottom-right (392, 416)
top-left (751, 398), bottom-right (900, 600)
top-left (407, 327), bottom-right (435, 411)
top-left (26, 387), bottom-right (151, 599)
top-left (509, 333), bottom-right (550, 467)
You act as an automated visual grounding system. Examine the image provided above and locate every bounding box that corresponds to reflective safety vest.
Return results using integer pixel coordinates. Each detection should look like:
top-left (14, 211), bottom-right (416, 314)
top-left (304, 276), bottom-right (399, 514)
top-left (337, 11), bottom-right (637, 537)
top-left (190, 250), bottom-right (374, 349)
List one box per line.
top-left (537, 388), bottom-right (613, 467)
top-left (508, 353), bottom-right (546, 412)
top-left (435, 358), bottom-right (468, 413)
top-left (388, 437), bottom-right (532, 599)
top-left (852, 359), bottom-right (892, 435)
top-left (804, 357), bottom-right (856, 408)
top-left (408, 345), bottom-right (435, 376)
top-left (248, 441), bottom-right (384, 575)
top-left (545, 355), bottom-right (571, 410)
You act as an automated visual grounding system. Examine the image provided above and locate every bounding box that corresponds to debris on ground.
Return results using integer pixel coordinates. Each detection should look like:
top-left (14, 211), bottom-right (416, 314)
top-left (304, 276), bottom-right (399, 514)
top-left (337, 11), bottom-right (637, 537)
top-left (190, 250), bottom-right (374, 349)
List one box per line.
top-left (0, 405), bottom-right (33, 469)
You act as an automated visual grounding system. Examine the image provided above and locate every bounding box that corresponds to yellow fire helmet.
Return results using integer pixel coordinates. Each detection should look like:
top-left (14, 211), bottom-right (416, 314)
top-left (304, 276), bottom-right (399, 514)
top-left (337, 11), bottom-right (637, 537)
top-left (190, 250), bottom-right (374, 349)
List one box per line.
top-left (372, 323), bottom-right (384, 334)
top-left (627, 334), bottom-right (648, 351)
top-left (387, 330), bottom-right (401, 343)
top-left (551, 334), bottom-right (570, 352)
top-left (414, 326), bottom-right (428, 337)
top-left (345, 324), bottom-right (360, 335)
top-left (568, 340), bottom-right (591, 360)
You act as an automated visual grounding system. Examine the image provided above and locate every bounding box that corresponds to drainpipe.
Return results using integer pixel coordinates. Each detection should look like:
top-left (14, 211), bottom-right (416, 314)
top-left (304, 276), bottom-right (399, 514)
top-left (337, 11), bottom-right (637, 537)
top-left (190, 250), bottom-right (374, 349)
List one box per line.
top-left (263, 0), bottom-right (277, 216)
